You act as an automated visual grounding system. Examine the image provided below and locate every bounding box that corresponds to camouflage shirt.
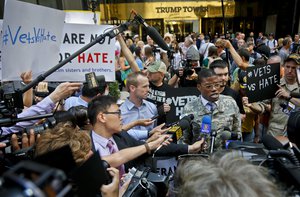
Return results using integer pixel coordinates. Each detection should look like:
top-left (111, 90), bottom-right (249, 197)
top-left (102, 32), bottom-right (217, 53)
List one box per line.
top-left (183, 94), bottom-right (241, 151)
top-left (267, 78), bottom-right (300, 136)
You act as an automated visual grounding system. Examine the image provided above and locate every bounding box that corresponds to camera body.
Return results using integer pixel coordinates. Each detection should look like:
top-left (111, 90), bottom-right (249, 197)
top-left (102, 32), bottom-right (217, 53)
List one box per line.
top-left (123, 167), bottom-right (170, 197)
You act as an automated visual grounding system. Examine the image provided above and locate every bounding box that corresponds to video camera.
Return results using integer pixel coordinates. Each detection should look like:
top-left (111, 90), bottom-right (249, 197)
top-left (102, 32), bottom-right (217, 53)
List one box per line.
top-left (123, 166), bottom-right (170, 197)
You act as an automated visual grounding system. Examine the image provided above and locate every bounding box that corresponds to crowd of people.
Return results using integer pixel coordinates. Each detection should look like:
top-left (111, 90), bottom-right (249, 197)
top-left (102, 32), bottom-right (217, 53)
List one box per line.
top-left (0, 30), bottom-right (300, 196)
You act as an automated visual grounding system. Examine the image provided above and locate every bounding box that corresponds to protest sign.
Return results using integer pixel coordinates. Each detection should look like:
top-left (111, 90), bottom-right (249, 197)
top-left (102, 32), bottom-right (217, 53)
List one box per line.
top-left (46, 23), bottom-right (115, 82)
top-left (2, 0), bottom-right (65, 81)
top-left (65, 11), bottom-right (101, 25)
top-left (246, 63), bottom-right (280, 103)
top-left (166, 87), bottom-right (200, 124)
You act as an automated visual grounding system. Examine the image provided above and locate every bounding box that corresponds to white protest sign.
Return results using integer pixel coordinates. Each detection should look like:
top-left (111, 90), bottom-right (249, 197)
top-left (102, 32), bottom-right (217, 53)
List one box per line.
top-left (65, 11), bottom-right (100, 25)
top-left (46, 23), bottom-right (115, 82)
top-left (1, 0), bottom-right (65, 81)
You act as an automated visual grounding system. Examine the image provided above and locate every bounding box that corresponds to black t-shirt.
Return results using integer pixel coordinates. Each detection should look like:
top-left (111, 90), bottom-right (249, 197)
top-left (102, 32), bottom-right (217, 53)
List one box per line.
top-left (221, 86), bottom-right (245, 114)
top-left (147, 82), bottom-right (172, 124)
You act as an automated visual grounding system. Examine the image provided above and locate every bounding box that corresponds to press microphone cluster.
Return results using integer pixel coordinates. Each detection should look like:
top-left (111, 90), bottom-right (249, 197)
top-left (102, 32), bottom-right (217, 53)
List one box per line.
top-left (153, 114), bottom-right (194, 156)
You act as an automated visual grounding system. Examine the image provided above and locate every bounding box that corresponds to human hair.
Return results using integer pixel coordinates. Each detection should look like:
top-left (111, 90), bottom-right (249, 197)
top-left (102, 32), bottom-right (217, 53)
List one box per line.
top-left (173, 152), bottom-right (280, 197)
top-left (197, 68), bottom-right (217, 84)
top-left (125, 71), bottom-right (147, 92)
top-left (144, 46), bottom-right (153, 57)
top-left (253, 58), bottom-right (267, 67)
top-left (81, 83), bottom-right (100, 98)
top-left (135, 46), bottom-right (142, 59)
top-left (53, 110), bottom-right (76, 127)
top-left (207, 46), bottom-right (218, 57)
top-left (87, 95), bottom-right (118, 126)
top-left (209, 59), bottom-right (228, 70)
top-left (68, 105), bottom-right (89, 129)
top-left (237, 48), bottom-right (250, 61)
top-left (35, 122), bottom-right (91, 165)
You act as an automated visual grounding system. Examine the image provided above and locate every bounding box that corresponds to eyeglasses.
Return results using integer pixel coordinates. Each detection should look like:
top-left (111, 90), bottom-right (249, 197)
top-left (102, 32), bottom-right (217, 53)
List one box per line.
top-left (103, 110), bottom-right (121, 117)
top-left (201, 83), bottom-right (221, 90)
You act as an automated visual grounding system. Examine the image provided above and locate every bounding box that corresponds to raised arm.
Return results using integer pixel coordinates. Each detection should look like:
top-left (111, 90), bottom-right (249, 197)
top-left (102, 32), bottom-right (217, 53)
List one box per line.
top-left (116, 34), bottom-right (140, 72)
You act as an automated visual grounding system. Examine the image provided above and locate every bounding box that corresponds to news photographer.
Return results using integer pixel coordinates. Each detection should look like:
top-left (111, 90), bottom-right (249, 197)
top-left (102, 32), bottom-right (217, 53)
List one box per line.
top-left (168, 37), bottom-right (200, 88)
top-left (1, 82), bottom-right (82, 136)
top-left (182, 69), bottom-right (241, 152)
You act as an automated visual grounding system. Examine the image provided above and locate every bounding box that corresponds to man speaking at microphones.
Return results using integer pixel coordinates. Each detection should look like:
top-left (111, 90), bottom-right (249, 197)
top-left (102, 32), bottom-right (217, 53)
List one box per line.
top-left (182, 69), bottom-right (241, 152)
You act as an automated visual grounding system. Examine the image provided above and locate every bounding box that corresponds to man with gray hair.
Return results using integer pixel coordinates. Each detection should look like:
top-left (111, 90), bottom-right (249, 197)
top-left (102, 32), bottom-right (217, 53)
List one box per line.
top-left (173, 152), bottom-right (280, 197)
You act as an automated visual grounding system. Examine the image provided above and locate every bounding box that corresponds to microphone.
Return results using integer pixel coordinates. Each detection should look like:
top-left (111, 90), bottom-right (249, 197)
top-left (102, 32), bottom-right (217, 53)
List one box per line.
top-left (105, 22), bottom-right (131, 39)
top-left (220, 130), bottom-right (242, 141)
top-left (198, 115), bottom-right (214, 153)
top-left (290, 92), bottom-right (300, 99)
top-left (132, 10), bottom-right (169, 51)
top-left (262, 134), bottom-right (284, 150)
top-left (262, 134), bottom-right (300, 166)
top-left (191, 121), bottom-right (200, 144)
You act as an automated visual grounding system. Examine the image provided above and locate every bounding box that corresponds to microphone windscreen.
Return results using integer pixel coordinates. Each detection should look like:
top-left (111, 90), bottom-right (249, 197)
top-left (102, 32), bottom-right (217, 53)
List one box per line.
top-left (146, 26), bottom-right (169, 51)
top-left (262, 134), bottom-right (284, 150)
top-left (202, 115), bottom-right (211, 125)
top-left (220, 130), bottom-right (232, 140)
top-left (178, 119), bottom-right (190, 130)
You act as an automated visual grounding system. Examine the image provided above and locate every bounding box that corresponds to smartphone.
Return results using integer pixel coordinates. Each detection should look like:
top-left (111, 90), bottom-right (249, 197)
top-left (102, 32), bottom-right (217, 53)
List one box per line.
top-left (151, 115), bottom-right (159, 120)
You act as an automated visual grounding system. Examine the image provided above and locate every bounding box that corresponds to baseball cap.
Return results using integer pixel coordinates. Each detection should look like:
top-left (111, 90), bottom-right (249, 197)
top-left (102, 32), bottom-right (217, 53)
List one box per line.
top-left (186, 47), bottom-right (200, 61)
top-left (133, 34), bottom-right (139, 39)
top-left (147, 61), bottom-right (167, 74)
top-left (285, 53), bottom-right (300, 65)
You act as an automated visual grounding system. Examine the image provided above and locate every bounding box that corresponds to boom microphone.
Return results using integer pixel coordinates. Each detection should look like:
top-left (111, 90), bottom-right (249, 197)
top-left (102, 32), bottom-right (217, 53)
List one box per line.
top-left (132, 10), bottom-right (169, 51)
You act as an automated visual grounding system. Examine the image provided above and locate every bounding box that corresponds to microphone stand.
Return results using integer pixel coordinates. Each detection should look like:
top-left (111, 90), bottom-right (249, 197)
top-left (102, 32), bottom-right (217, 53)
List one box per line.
top-left (209, 103), bottom-right (216, 154)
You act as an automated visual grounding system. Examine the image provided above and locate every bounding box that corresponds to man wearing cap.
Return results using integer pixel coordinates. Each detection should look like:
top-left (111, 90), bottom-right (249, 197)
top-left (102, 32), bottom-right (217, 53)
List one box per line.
top-left (265, 54), bottom-right (300, 137)
top-left (147, 61), bottom-right (172, 125)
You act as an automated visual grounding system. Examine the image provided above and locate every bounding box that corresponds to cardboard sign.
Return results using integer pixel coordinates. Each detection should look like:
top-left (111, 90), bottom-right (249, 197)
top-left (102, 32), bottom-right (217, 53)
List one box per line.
top-left (166, 87), bottom-right (200, 124)
top-left (246, 63), bottom-right (280, 103)
top-left (47, 23), bottom-right (115, 82)
top-left (1, 0), bottom-right (65, 81)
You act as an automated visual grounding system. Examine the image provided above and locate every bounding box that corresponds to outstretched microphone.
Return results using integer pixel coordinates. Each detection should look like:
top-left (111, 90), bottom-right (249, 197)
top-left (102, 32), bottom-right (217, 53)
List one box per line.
top-left (105, 22), bottom-right (131, 39)
top-left (132, 10), bottom-right (169, 51)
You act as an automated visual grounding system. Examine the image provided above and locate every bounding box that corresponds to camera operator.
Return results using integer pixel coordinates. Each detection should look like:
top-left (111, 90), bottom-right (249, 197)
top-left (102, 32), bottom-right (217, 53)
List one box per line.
top-left (168, 37), bottom-right (200, 87)
top-left (1, 82), bottom-right (82, 136)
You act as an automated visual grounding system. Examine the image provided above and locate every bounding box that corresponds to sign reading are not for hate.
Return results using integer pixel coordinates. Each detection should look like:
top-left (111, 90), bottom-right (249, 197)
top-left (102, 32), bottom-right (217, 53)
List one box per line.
top-left (46, 23), bottom-right (115, 82)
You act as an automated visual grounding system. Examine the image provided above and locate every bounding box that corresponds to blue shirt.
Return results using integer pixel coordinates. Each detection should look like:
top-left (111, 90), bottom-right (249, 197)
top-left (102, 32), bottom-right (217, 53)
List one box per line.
top-left (120, 98), bottom-right (157, 141)
top-left (64, 96), bottom-right (88, 110)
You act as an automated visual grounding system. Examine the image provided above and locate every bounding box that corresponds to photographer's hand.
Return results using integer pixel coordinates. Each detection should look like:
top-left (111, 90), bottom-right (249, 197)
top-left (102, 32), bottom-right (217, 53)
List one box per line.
top-left (100, 167), bottom-right (119, 197)
top-left (49, 82), bottom-right (82, 103)
top-left (11, 129), bottom-right (40, 152)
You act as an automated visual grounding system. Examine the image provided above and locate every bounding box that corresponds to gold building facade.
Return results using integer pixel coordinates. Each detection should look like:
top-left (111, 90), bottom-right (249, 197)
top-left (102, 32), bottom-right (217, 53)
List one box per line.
top-left (100, 1), bottom-right (236, 40)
